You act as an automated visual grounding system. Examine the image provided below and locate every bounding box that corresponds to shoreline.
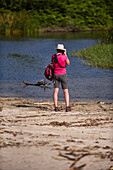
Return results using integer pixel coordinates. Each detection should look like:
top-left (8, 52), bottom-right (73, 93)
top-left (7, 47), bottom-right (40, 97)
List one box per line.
top-left (0, 27), bottom-right (111, 37)
top-left (0, 97), bottom-right (113, 170)
top-left (0, 95), bottom-right (113, 104)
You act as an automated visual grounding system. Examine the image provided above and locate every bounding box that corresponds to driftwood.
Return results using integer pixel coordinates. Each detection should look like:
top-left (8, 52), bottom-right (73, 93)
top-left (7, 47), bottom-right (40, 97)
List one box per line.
top-left (23, 79), bottom-right (51, 90)
top-left (59, 151), bottom-right (87, 170)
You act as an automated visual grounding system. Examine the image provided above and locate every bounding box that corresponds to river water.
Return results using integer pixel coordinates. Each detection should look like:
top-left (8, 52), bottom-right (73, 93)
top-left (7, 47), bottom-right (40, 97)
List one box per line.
top-left (0, 32), bottom-right (113, 102)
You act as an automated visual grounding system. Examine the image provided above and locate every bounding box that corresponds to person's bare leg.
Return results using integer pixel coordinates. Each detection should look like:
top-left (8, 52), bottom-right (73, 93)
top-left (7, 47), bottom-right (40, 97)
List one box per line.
top-left (53, 88), bottom-right (59, 107)
top-left (63, 89), bottom-right (69, 107)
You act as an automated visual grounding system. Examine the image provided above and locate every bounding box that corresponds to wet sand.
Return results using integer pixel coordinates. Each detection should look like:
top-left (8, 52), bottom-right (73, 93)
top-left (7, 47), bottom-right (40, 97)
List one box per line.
top-left (0, 97), bottom-right (113, 170)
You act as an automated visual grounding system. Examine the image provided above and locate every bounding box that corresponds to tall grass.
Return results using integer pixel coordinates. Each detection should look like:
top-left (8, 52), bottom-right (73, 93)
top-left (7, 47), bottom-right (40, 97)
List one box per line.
top-left (71, 44), bottom-right (113, 69)
top-left (0, 10), bottom-right (41, 36)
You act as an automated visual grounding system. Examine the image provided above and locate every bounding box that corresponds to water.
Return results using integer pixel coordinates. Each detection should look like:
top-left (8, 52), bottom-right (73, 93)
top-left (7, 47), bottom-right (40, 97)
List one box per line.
top-left (0, 32), bottom-right (113, 102)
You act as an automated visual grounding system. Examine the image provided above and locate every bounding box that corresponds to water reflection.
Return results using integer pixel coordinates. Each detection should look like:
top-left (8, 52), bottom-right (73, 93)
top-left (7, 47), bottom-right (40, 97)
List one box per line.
top-left (0, 31), bottom-right (108, 40)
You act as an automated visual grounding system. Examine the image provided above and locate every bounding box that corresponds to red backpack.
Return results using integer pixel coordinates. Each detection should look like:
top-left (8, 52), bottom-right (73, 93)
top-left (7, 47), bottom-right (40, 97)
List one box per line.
top-left (44, 54), bottom-right (65, 81)
top-left (44, 63), bottom-right (54, 81)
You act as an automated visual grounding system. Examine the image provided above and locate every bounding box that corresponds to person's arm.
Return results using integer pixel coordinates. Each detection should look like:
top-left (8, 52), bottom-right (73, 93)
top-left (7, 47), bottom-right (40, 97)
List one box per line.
top-left (66, 58), bottom-right (70, 65)
top-left (64, 50), bottom-right (70, 65)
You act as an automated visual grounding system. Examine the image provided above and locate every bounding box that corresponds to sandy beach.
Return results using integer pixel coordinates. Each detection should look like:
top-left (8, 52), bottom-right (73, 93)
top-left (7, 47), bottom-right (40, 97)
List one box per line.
top-left (0, 97), bottom-right (113, 170)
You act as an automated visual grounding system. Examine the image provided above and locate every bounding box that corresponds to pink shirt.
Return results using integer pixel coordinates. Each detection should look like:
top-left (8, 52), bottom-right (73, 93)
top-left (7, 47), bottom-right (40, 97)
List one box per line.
top-left (52, 54), bottom-right (68, 75)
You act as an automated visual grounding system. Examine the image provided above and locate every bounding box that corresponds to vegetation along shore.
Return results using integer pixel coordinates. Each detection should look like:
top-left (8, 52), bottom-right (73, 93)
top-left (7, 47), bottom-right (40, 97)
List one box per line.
top-left (0, 0), bottom-right (113, 35)
top-left (0, 0), bottom-right (113, 69)
top-left (71, 43), bottom-right (113, 69)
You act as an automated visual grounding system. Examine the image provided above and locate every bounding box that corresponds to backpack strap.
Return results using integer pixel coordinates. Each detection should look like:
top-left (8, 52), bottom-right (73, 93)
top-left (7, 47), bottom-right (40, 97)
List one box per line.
top-left (54, 54), bottom-right (66, 68)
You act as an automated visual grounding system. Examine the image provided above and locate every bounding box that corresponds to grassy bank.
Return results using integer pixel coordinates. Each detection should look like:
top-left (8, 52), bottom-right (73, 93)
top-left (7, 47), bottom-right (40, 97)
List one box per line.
top-left (0, 10), bottom-right (111, 35)
top-left (71, 43), bottom-right (113, 69)
top-left (0, 0), bottom-right (113, 35)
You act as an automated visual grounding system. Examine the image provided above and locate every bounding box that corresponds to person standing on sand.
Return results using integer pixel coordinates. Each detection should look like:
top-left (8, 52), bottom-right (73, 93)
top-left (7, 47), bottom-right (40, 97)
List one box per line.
top-left (51, 44), bottom-right (71, 112)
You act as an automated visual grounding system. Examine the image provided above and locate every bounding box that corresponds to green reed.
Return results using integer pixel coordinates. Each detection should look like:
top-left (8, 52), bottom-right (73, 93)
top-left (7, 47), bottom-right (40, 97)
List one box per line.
top-left (71, 44), bottom-right (113, 69)
top-left (0, 11), bottom-right (42, 36)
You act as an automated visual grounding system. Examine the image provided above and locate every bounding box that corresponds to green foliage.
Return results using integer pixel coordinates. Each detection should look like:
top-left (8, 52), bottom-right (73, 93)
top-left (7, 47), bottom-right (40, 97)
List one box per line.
top-left (71, 43), bottom-right (113, 69)
top-left (0, 0), bottom-right (113, 34)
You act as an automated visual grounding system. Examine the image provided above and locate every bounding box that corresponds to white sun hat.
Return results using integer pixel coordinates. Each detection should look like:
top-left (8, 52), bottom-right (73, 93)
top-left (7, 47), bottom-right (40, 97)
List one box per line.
top-left (55, 44), bottom-right (66, 51)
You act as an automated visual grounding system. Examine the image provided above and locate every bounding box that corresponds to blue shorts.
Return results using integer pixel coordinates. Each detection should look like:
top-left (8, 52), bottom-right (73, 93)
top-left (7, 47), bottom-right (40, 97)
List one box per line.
top-left (53, 74), bottom-right (68, 89)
